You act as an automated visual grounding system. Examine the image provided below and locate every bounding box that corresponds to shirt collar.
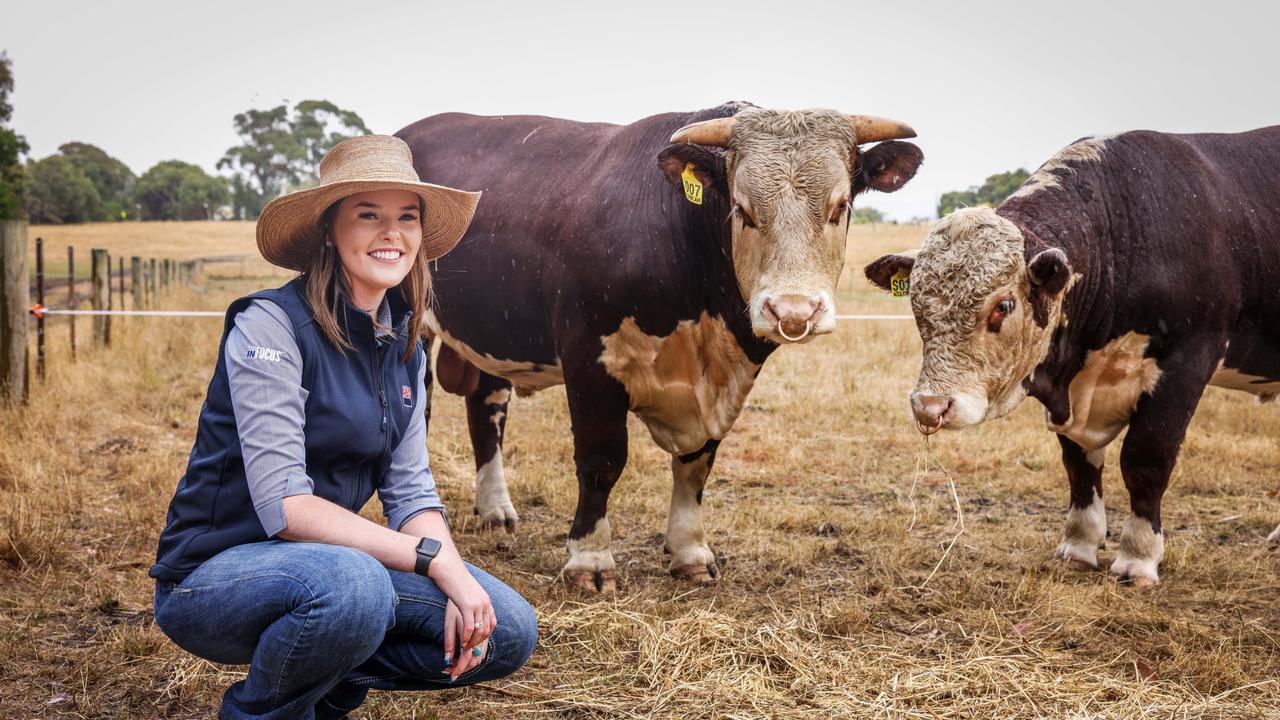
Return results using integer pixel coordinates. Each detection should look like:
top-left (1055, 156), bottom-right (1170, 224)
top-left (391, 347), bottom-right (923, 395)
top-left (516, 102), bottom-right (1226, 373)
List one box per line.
top-left (328, 284), bottom-right (414, 344)
top-left (373, 297), bottom-right (396, 342)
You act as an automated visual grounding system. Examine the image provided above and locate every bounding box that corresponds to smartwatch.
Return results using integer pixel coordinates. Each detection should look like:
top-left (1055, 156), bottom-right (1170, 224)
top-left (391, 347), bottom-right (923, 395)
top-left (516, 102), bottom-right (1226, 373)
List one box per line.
top-left (414, 537), bottom-right (442, 577)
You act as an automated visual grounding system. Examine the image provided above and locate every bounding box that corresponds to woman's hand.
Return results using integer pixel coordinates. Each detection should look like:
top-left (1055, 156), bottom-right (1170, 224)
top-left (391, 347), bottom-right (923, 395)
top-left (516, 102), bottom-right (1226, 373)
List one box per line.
top-left (433, 560), bottom-right (497, 678)
top-left (443, 599), bottom-right (491, 681)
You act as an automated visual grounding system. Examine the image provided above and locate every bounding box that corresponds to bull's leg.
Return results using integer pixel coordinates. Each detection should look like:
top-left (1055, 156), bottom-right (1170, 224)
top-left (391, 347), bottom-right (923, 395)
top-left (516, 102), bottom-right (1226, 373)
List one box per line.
top-left (665, 440), bottom-right (720, 584)
top-left (1112, 342), bottom-right (1219, 588)
top-left (465, 372), bottom-right (518, 530)
top-left (1054, 435), bottom-right (1107, 570)
top-left (563, 370), bottom-right (630, 593)
top-left (1269, 524), bottom-right (1280, 546)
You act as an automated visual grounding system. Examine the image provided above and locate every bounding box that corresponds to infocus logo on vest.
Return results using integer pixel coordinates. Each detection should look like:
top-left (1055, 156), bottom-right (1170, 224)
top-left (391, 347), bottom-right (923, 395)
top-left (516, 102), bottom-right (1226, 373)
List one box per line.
top-left (245, 347), bottom-right (284, 363)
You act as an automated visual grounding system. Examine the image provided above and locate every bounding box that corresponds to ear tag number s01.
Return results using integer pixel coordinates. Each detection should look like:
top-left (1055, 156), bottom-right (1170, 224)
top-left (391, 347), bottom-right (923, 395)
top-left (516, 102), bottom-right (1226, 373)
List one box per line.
top-left (681, 163), bottom-right (703, 205)
top-left (890, 267), bottom-right (910, 297)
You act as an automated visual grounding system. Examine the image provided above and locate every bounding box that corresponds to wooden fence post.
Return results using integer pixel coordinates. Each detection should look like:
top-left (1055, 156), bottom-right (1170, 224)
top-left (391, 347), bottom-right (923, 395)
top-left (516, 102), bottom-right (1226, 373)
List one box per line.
top-left (67, 246), bottom-right (76, 359)
top-left (91, 248), bottom-right (110, 346)
top-left (131, 257), bottom-right (143, 310)
top-left (0, 220), bottom-right (29, 407)
top-left (149, 258), bottom-right (158, 303)
top-left (35, 237), bottom-right (44, 382)
top-left (118, 257), bottom-right (125, 311)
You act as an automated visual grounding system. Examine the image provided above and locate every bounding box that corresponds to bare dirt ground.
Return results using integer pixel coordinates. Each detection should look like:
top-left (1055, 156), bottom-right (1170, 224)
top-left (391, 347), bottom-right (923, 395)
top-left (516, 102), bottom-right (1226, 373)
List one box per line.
top-left (2, 221), bottom-right (1277, 719)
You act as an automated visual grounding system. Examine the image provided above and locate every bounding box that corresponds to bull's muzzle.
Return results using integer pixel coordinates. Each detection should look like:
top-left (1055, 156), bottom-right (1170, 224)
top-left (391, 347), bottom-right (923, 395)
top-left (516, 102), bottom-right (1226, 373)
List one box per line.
top-left (910, 393), bottom-right (954, 435)
top-left (762, 294), bottom-right (825, 343)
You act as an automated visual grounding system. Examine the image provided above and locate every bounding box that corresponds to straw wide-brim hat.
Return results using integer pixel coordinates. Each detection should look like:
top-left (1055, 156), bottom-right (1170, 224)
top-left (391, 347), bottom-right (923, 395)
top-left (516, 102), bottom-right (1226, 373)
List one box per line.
top-left (256, 134), bottom-right (481, 271)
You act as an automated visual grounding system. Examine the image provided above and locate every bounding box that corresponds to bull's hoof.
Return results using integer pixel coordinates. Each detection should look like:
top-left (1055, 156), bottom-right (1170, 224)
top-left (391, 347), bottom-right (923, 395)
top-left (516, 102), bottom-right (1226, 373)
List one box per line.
top-left (670, 562), bottom-right (718, 585)
top-left (1117, 574), bottom-right (1160, 590)
top-left (1063, 556), bottom-right (1098, 572)
top-left (566, 569), bottom-right (617, 593)
top-left (474, 504), bottom-right (519, 533)
top-left (1109, 563), bottom-right (1160, 590)
top-left (1055, 541), bottom-right (1100, 571)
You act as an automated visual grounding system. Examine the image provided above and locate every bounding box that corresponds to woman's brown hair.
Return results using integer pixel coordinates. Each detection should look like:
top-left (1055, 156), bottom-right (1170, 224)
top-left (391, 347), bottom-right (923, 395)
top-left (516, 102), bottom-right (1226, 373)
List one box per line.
top-left (302, 197), bottom-right (430, 361)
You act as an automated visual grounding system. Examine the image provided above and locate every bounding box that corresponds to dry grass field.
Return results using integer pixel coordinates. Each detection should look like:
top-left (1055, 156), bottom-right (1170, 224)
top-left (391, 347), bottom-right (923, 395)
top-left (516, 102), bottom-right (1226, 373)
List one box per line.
top-left (25, 221), bottom-right (280, 282)
top-left (2, 221), bottom-right (1278, 719)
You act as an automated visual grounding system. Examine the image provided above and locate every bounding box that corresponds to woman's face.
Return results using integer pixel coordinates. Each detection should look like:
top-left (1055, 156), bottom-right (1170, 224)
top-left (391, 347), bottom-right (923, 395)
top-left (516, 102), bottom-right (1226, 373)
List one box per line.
top-left (330, 189), bottom-right (424, 309)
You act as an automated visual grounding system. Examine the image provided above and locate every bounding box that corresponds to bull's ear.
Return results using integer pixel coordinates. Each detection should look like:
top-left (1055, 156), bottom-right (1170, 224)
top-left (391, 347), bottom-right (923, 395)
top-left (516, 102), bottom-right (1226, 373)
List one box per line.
top-left (855, 141), bottom-right (924, 194)
top-left (1028, 247), bottom-right (1071, 296)
top-left (864, 251), bottom-right (917, 292)
top-left (657, 144), bottom-right (725, 196)
top-left (1027, 247), bottom-right (1072, 325)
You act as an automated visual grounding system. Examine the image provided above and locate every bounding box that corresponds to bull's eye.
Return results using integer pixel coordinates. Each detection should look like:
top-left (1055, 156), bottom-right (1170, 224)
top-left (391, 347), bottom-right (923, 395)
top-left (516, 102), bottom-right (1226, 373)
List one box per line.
top-left (733, 204), bottom-right (757, 229)
top-left (829, 197), bottom-right (849, 225)
top-left (987, 297), bottom-right (1016, 333)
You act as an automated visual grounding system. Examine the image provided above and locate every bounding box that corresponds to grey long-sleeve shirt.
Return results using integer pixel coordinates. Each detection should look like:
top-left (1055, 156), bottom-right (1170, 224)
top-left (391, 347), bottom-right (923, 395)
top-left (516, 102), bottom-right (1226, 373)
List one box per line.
top-left (224, 299), bottom-right (443, 537)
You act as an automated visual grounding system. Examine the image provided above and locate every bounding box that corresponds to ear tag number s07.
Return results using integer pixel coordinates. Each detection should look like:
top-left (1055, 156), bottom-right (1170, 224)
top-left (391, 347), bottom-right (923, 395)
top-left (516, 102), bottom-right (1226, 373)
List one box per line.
top-left (681, 163), bottom-right (703, 205)
top-left (890, 267), bottom-right (910, 297)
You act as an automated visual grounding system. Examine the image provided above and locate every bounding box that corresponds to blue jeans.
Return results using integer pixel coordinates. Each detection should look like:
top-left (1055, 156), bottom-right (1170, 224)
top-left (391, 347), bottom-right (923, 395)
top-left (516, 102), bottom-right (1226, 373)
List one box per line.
top-left (153, 541), bottom-right (537, 720)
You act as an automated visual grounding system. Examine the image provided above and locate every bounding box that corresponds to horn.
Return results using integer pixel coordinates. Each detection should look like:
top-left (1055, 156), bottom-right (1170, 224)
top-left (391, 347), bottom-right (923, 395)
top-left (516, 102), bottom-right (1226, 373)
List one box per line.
top-left (669, 117), bottom-right (737, 147)
top-left (847, 115), bottom-right (917, 144)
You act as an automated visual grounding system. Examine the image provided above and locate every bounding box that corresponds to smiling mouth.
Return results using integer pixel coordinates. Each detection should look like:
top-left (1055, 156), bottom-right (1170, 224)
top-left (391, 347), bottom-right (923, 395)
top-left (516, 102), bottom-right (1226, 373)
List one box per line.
top-left (368, 249), bottom-right (405, 263)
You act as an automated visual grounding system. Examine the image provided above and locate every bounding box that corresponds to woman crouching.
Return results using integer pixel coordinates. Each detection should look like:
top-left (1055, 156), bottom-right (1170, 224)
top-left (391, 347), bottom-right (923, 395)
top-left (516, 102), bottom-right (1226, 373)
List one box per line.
top-left (149, 135), bottom-right (536, 719)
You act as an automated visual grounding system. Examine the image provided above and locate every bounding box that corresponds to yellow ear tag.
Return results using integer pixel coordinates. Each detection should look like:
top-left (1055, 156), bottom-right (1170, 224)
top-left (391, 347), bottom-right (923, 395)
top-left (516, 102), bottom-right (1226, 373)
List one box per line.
top-left (681, 163), bottom-right (703, 205)
top-left (890, 267), bottom-right (910, 297)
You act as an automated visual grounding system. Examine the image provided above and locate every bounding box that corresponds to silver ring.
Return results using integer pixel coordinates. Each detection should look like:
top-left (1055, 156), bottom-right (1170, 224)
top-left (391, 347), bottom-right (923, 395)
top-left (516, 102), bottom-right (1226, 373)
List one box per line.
top-left (776, 319), bottom-right (813, 342)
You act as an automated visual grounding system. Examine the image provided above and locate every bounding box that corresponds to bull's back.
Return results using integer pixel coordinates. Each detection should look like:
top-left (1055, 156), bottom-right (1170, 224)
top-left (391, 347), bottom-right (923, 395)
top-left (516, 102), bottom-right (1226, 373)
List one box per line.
top-left (1104, 128), bottom-right (1280, 394)
top-left (399, 113), bottom-right (630, 365)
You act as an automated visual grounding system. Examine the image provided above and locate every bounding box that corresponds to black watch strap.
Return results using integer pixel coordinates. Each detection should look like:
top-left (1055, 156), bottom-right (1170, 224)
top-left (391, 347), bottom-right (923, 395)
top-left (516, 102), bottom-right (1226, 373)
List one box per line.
top-left (414, 537), bottom-right (442, 577)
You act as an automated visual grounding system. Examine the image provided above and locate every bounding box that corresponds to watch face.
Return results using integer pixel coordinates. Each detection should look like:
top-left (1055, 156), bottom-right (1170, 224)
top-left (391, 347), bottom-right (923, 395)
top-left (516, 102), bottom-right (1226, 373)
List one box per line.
top-left (418, 538), bottom-right (442, 558)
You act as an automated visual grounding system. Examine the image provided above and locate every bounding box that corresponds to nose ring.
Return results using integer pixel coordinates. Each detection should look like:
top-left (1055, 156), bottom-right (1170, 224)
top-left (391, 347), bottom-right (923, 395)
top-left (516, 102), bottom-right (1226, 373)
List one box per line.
top-left (776, 319), bottom-right (813, 342)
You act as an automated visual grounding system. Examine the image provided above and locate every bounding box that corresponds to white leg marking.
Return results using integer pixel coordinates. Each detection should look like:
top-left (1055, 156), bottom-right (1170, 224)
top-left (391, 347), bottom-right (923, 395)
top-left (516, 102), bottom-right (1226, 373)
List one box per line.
top-left (565, 516), bottom-right (615, 573)
top-left (1267, 523), bottom-right (1280, 546)
top-left (484, 388), bottom-right (512, 406)
top-left (666, 453), bottom-right (716, 576)
top-left (1110, 516), bottom-right (1164, 586)
top-left (474, 448), bottom-right (518, 529)
top-left (1086, 448), bottom-right (1105, 469)
top-left (1056, 489), bottom-right (1106, 569)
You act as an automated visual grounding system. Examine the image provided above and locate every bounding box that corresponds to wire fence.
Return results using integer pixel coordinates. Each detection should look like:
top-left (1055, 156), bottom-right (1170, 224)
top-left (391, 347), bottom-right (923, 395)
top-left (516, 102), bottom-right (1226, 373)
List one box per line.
top-left (16, 235), bottom-right (247, 395)
top-left (0, 224), bottom-right (913, 407)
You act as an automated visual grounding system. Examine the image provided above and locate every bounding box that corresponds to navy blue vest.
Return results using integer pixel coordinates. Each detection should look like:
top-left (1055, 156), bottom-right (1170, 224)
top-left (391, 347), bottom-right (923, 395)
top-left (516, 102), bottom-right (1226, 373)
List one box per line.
top-left (150, 279), bottom-right (424, 582)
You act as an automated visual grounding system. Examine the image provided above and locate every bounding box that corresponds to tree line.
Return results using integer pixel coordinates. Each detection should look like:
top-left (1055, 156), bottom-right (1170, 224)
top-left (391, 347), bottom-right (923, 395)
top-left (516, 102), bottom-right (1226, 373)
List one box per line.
top-left (936, 168), bottom-right (1031, 217)
top-left (0, 49), bottom-right (1034, 227)
top-left (0, 52), bottom-right (369, 224)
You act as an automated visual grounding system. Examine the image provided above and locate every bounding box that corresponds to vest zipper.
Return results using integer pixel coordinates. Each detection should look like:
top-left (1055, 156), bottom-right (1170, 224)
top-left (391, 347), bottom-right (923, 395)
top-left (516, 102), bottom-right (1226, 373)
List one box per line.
top-left (374, 341), bottom-right (390, 455)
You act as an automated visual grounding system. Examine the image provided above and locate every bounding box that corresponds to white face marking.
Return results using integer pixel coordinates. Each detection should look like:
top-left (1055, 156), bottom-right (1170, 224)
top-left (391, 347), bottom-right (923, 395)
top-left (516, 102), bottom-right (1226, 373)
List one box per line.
top-left (1056, 489), bottom-right (1106, 569)
top-left (907, 207), bottom-right (1066, 427)
top-left (598, 313), bottom-right (760, 455)
top-left (1007, 135), bottom-right (1113, 201)
top-left (1110, 516), bottom-right (1164, 585)
top-left (474, 448), bottom-right (518, 528)
top-left (665, 452), bottom-right (716, 572)
top-left (1048, 332), bottom-right (1162, 451)
top-left (565, 516), bottom-right (615, 573)
top-left (425, 310), bottom-right (564, 394)
top-left (727, 109), bottom-right (855, 344)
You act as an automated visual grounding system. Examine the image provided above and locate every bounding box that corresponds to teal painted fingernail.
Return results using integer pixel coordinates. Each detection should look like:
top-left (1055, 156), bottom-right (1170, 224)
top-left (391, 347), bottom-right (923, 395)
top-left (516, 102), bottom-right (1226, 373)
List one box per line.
top-left (473, 647), bottom-right (482, 657)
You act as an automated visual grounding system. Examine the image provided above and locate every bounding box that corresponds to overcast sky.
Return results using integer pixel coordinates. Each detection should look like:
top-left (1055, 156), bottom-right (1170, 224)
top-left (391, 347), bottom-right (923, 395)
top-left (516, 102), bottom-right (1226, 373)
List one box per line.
top-left (5, 0), bottom-right (1278, 221)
